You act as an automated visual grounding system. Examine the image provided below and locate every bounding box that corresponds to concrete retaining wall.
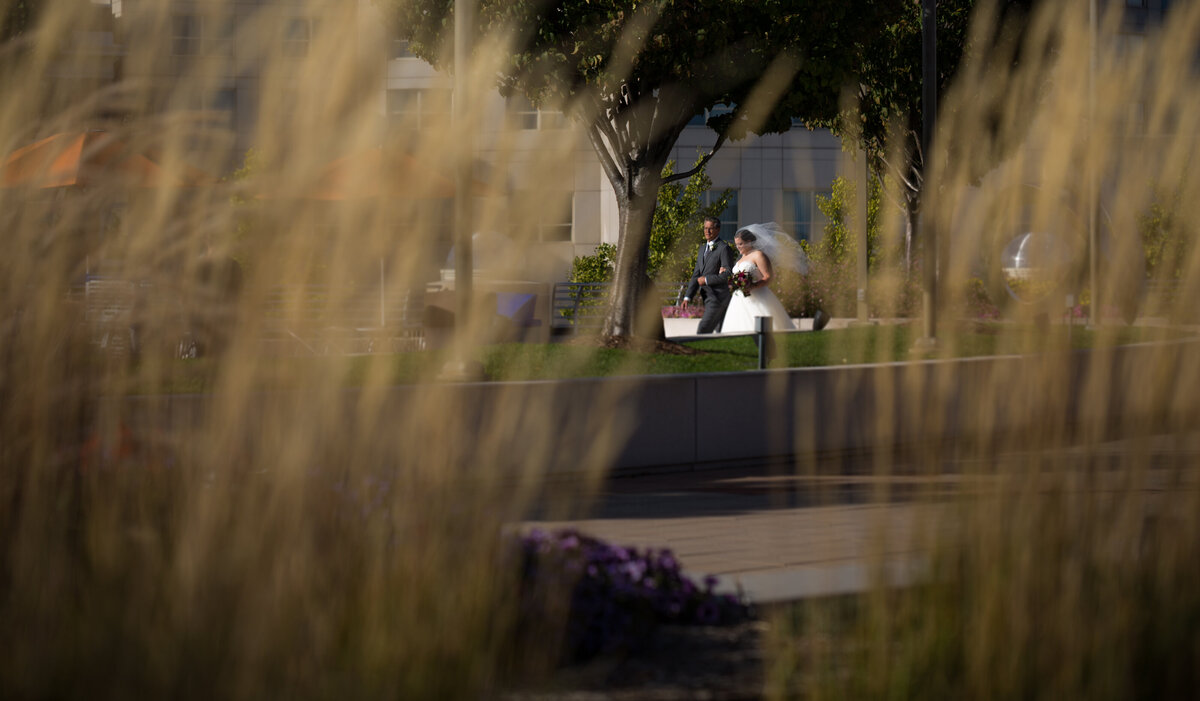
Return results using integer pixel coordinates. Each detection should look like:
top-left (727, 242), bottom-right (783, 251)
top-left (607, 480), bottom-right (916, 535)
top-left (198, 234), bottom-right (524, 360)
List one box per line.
top-left (123, 338), bottom-right (1200, 475)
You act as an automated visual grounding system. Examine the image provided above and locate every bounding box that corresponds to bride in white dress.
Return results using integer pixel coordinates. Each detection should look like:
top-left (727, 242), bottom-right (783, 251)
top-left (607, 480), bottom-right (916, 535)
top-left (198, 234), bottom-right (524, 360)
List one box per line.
top-left (720, 223), bottom-right (809, 333)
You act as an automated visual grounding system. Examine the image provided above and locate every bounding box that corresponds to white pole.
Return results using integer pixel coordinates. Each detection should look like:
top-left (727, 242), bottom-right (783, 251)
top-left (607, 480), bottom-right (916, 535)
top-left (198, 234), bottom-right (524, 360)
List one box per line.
top-left (453, 0), bottom-right (475, 332)
top-left (856, 149), bottom-right (869, 324)
top-left (916, 0), bottom-right (938, 350)
top-left (1088, 0), bottom-right (1098, 328)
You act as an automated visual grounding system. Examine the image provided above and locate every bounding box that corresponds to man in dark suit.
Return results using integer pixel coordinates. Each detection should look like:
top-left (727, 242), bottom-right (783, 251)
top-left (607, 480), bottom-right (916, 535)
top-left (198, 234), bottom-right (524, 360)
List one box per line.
top-left (681, 216), bottom-right (737, 333)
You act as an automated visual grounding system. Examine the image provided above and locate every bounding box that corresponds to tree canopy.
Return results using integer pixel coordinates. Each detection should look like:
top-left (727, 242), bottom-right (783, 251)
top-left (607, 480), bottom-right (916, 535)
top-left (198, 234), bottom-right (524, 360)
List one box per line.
top-left (570, 154), bottom-right (731, 285)
top-left (806, 0), bottom-right (1040, 261)
top-left (379, 0), bottom-right (903, 337)
top-left (1, 0), bottom-right (41, 43)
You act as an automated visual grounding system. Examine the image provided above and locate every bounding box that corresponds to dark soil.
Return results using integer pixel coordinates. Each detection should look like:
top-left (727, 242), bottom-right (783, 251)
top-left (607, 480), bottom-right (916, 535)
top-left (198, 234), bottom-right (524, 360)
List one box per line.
top-left (503, 620), bottom-right (767, 700)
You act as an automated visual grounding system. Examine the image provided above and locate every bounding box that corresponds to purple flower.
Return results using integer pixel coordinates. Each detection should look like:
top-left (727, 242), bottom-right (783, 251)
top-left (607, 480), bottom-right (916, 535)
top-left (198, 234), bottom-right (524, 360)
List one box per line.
top-left (696, 601), bottom-right (721, 625)
top-left (661, 305), bottom-right (703, 319)
top-left (514, 528), bottom-right (750, 664)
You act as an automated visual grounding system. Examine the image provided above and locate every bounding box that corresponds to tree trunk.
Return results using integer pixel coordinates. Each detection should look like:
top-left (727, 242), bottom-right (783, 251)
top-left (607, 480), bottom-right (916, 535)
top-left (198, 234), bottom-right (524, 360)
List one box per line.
top-left (603, 168), bottom-right (662, 338)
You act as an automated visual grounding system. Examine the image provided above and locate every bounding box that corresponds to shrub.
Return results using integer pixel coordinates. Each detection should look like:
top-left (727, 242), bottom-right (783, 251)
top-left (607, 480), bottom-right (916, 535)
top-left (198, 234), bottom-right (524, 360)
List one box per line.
top-left (777, 172), bottom-right (924, 319)
top-left (569, 243), bottom-right (616, 283)
top-left (813, 174), bottom-right (882, 269)
top-left (1139, 182), bottom-right (1194, 282)
top-left (775, 260), bottom-right (924, 319)
top-left (514, 529), bottom-right (751, 664)
top-left (961, 276), bottom-right (1002, 320)
top-left (569, 155), bottom-right (731, 285)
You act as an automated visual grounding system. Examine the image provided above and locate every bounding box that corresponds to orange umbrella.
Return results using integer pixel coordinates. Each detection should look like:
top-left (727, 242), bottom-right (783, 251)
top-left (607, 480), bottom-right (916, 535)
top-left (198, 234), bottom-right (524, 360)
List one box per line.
top-left (263, 147), bottom-right (503, 201)
top-left (0, 131), bottom-right (213, 189)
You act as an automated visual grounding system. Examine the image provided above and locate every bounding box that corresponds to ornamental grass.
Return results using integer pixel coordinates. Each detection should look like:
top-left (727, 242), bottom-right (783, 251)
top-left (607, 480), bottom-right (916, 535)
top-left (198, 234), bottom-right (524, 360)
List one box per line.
top-left (1, 1), bottom-right (1199, 699)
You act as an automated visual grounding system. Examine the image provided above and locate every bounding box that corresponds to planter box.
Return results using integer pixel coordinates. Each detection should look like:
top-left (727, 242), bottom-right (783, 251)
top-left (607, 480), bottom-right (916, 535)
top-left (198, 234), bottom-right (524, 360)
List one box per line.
top-left (663, 317), bottom-right (700, 337)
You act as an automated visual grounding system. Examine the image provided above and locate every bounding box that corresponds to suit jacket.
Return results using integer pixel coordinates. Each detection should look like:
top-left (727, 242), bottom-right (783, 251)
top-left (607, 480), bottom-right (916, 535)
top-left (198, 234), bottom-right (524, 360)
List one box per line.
top-left (683, 240), bottom-right (736, 302)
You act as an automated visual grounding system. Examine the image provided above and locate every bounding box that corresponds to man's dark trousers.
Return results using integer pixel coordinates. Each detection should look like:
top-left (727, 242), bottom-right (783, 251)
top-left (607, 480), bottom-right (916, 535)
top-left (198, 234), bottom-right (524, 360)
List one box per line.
top-left (683, 240), bottom-right (736, 334)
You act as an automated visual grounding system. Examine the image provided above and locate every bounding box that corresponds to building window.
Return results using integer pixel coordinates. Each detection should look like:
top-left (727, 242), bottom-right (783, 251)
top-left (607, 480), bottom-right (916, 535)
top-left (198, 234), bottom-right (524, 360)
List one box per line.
top-left (172, 15), bottom-right (199, 56)
top-left (1116, 33), bottom-right (1145, 57)
top-left (510, 96), bottom-right (538, 129)
top-left (784, 189), bottom-right (832, 243)
top-left (1126, 100), bottom-right (1147, 136)
top-left (205, 16), bottom-right (234, 56)
top-left (391, 39), bottom-right (415, 59)
top-left (688, 103), bottom-right (735, 127)
top-left (539, 191), bottom-right (574, 241)
top-left (284, 17), bottom-right (313, 57)
top-left (171, 14), bottom-right (233, 57)
top-left (387, 88), bottom-right (451, 130)
top-left (210, 88), bottom-right (237, 129)
top-left (508, 95), bottom-right (566, 130)
top-left (702, 190), bottom-right (738, 240)
top-left (516, 190), bottom-right (574, 241)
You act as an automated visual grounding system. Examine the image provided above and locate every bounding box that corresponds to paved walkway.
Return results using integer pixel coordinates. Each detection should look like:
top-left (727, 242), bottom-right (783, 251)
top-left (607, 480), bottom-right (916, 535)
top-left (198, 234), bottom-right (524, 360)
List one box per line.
top-left (524, 431), bottom-right (1200, 604)
top-left (525, 463), bottom-right (939, 603)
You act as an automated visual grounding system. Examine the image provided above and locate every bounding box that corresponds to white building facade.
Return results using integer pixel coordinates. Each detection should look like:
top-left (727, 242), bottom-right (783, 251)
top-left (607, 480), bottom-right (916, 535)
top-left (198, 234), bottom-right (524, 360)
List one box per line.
top-left (384, 39), bottom-right (841, 281)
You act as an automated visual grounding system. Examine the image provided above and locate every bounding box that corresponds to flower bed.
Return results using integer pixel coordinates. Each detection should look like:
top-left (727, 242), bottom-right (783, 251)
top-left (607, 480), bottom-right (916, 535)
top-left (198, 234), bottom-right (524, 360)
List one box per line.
top-left (662, 305), bottom-right (704, 319)
top-left (516, 529), bottom-right (751, 663)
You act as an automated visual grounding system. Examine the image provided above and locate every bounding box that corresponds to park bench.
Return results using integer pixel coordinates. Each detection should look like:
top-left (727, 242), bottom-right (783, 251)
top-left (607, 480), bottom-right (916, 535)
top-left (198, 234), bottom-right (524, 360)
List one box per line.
top-left (1143, 277), bottom-right (1192, 321)
top-left (84, 278), bottom-right (138, 354)
top-left (260, 284), bottom-right (425, 355)
top-left (551, 281), bottom-right (687, 334)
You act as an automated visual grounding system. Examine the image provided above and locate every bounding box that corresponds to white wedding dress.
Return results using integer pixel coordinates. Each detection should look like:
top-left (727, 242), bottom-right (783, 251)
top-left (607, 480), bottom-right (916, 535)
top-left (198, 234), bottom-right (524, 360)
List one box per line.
top-left (721, 259), bottom-right (796, 332)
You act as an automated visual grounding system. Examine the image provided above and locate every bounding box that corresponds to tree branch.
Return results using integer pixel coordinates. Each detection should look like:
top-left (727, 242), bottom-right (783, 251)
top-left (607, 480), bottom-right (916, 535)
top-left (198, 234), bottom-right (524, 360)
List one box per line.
top-left (593, 97), bottom-right (623, 150)
top-left (588, 122), bottom-right (625, 193)
top-left (663, 130), bottom-right (727, 184)
top-left (908, 128), bottom-right (926, 171)
top-left (879, 152), bottom-right (920, 196)
top-left (620, 84), bottom-right (638, 156)
top-left (878, 172), bottom-right (908, 212)
top-left (588, 93), bottom-right (627, 174)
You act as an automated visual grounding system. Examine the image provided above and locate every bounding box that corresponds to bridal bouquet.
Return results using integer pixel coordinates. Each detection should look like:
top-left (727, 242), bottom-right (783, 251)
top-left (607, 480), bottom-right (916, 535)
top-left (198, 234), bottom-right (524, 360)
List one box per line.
top-left (729, 270), bottom-right (755, 295)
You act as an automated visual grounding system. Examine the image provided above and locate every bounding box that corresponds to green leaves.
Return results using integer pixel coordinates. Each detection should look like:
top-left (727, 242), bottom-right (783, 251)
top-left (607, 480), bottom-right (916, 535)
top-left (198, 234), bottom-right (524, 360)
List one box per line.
top-left (383, 0), bottom-right (903, 144)
top-left (1139, 182), bottom-right (1194, 281)
top-left (570, 243), bottom-right (617, 284)
top-left (380, 0), bottom-right (909, 335)
top-left (648, 156), bottom-right (730, 284)
top-left (571, 154), bottom-right (728, 285)
top-left (813, 175), bottom-right (883, 270)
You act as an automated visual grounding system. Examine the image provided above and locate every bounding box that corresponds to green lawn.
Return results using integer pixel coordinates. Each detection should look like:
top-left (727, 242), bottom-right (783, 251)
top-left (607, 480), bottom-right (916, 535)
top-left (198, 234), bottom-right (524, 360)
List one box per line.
top-left (486, 322), bottom-right (1187, 380)
top-left (138, 322), bottom-right (1191, 393)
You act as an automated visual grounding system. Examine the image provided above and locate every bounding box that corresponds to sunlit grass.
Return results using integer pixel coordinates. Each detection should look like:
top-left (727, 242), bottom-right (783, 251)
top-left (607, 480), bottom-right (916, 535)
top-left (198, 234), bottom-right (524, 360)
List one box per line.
top-left (765, 446), bottom-right (1200, 699)
top-left (123, 324), bottom-right (1195, 393)
top-left (2, 0), bottom-right (1199, 696)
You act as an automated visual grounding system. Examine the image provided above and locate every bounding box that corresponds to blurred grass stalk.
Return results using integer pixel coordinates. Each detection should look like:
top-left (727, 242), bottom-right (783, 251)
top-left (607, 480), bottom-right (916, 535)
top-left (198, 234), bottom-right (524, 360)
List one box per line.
top-left (767, 2), bottom-right (1200, 698)
top-left (0, 0), bottom-right (622, 696)
top-left (0, 0), bottom-right (1197, 697)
